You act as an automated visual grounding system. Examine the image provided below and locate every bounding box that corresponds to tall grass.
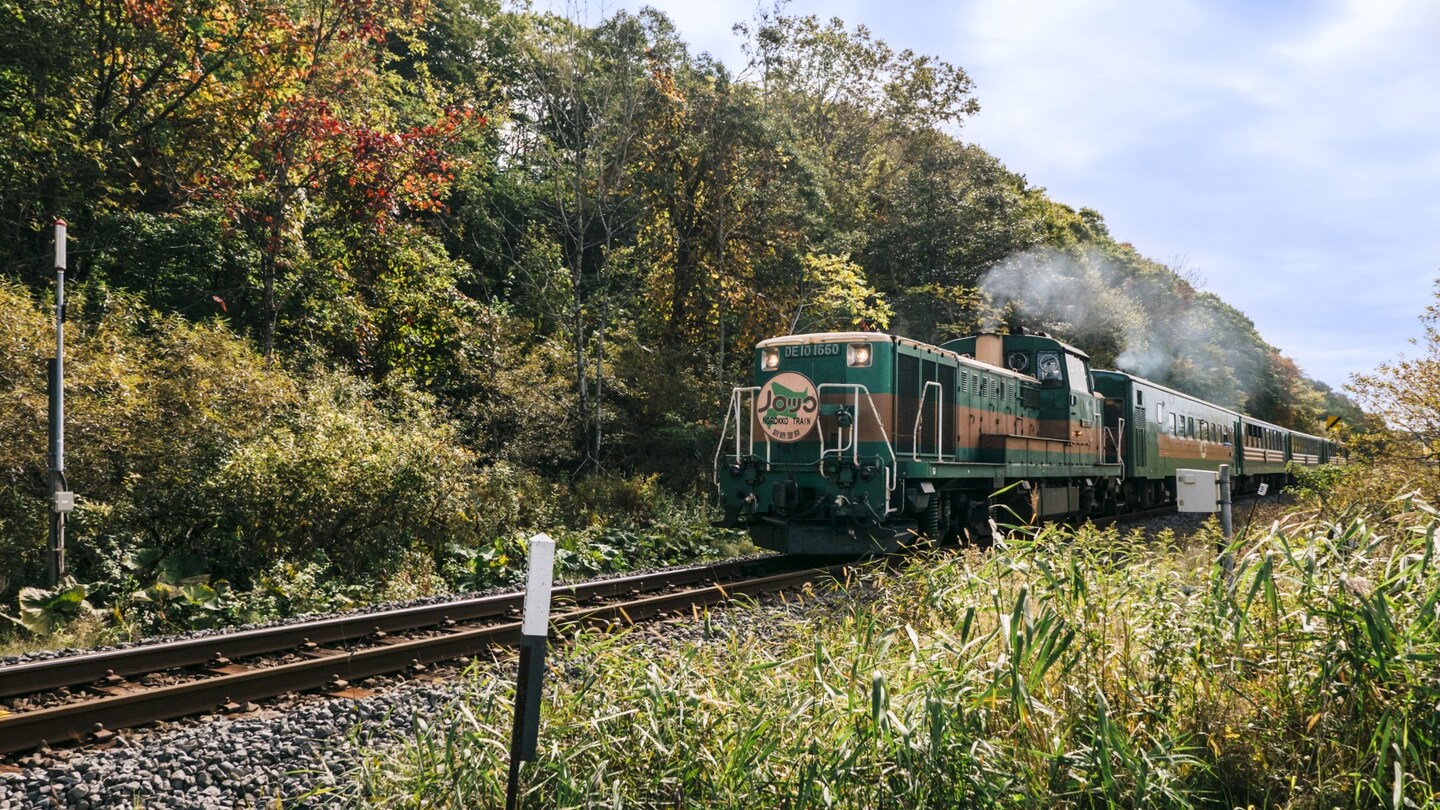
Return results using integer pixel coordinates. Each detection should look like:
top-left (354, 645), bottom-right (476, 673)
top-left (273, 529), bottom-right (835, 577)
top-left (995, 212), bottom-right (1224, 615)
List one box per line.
top-left (343, 500), bottom-right (1440, 808)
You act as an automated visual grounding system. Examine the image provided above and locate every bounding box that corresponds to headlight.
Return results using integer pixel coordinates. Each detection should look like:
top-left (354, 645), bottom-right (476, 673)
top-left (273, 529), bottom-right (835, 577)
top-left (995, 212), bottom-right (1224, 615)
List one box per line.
top-left (762, 348), bottom-right (780, 370)
top-left (847, 343), bottom-right (873, 367)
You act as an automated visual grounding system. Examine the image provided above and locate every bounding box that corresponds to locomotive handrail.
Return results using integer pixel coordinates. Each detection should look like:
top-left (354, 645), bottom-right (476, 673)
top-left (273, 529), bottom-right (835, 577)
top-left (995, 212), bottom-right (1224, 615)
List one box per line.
top-left (911, 381), bottom-right (944, 462)
top-left (816, 383), bottom-right (898, 515)
top-left (713, 386), bottom-right (766, 494)
top-left (817, 384), bottom-right (862, 461)
top-left (1102, 417), bottom-right (1126, 479)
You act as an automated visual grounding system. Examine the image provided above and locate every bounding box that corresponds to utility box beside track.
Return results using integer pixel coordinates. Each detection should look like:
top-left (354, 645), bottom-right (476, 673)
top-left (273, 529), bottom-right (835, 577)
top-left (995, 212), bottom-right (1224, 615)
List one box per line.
top-left (1175, 469), bottom-right (1219, 513)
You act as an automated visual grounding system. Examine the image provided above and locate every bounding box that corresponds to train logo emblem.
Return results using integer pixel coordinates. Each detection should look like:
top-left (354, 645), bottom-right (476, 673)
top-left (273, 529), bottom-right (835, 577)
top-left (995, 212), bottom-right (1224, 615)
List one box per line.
top-left (756, 371), bottom-right (819, 442)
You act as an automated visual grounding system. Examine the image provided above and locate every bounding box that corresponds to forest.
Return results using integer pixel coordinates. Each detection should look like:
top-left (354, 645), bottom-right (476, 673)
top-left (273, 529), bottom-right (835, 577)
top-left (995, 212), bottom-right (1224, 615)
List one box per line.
top-left (0, 0), bottom-right (1365, 627)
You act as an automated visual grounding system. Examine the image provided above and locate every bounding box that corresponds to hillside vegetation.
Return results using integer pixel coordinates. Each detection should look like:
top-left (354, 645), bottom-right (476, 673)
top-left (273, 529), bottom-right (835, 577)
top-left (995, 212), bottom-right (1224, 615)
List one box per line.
top-left (0, 1), bottom-right (1363, 626)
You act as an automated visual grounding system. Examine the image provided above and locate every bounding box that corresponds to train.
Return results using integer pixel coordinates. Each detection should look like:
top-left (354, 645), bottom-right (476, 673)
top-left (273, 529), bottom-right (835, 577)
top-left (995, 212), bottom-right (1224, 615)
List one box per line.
top-left (713, 328), bottom-right (1339, 554)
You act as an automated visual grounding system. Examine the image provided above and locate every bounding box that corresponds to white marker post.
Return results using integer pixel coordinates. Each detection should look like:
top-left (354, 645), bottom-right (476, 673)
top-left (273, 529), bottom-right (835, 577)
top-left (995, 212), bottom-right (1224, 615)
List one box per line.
top-left (506, 533), bottom-right (555, 810)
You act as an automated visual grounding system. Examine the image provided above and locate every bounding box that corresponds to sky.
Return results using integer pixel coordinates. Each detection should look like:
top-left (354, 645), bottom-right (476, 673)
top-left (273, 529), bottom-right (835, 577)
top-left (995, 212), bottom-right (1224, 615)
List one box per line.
top-left (589, 0), bottom-right (1440, 390)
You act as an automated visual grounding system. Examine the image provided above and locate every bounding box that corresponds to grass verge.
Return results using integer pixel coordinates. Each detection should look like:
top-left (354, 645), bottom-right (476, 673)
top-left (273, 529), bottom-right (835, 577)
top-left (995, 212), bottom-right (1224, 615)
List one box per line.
top-left (338, 498), bottom-right (1440, 808)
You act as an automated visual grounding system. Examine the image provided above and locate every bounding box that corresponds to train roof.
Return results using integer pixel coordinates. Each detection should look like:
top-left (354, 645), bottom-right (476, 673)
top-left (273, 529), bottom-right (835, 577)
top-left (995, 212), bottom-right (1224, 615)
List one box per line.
top-left (755, 332), bottom-right (1046, 385)
top-left (940, 331), bottom-right (1092, 360)
top-left (1094, 368), bottom-right (1327, 442)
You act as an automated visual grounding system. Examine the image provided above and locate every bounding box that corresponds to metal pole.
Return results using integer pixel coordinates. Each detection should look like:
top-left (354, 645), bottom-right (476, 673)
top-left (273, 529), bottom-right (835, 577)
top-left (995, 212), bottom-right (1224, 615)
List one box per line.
top-left (506, 533), bottom-right (555, 810)
top-left (48, 219), bottom-right (69, 586)
top-left (1218, 463), bottom-right (1233, 582)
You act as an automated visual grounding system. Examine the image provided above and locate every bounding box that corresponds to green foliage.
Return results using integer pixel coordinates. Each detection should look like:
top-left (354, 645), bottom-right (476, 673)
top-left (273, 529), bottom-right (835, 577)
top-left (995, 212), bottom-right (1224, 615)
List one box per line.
top-left (0, 281), bottom-right (494, 619)
top-left (8, 579), bottom-right (98, 636)
top-left (121, 548), bottom-right (234, 630)
top-left (1285, 461), bottom-right (1357, 521)
top-left (203, 374), bottom-right (484, 580)
top-left (787, 253), bottom-right (892, 333)
top-left (0, 0), bottom-right (1372, 638)
top-left (1348, 280), bottom-right (1440, 503)
top-left (350, 507), bottom-right (1440, 809)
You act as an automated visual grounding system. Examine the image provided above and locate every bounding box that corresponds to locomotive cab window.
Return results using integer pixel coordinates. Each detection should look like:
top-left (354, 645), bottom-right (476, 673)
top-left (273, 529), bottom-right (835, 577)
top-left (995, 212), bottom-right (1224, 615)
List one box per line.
top-left (1036, 351), bottom-right (1063, 386)
top-left (1066, 354), bottom-right (1089, 392)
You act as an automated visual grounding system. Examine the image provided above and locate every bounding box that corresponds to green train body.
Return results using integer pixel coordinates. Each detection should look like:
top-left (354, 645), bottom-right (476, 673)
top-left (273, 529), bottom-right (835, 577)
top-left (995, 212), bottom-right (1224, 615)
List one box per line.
top-left (714, 330), bottom-right (1337, 554)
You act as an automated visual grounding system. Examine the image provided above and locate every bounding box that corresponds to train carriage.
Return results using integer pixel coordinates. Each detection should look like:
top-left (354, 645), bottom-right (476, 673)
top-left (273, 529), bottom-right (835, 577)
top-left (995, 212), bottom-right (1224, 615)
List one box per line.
top-left (1093, 370), bottom-right (1242, 508)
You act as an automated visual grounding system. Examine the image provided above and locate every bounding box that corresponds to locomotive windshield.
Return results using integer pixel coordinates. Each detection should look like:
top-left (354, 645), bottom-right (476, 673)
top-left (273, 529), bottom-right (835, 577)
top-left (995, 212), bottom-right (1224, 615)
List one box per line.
top-left (1036, 351), bottom-right (1063, 384)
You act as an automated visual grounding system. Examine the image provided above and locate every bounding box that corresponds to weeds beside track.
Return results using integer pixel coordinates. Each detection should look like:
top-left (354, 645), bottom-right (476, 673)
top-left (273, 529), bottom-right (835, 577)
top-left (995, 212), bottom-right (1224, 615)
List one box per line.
top-left (350, 500), bottom-right (1440, 809)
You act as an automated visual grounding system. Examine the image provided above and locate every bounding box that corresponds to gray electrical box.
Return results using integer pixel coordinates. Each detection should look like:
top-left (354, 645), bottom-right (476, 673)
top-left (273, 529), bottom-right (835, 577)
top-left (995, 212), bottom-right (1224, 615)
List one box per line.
top-left (1175, 469), bottom-right (1218, 513)
top-left (53, 491), bottom-right (75, 512)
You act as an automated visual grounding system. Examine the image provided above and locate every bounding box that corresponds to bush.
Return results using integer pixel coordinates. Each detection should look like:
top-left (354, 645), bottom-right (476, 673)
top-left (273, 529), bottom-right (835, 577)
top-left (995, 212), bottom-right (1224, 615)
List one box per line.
top-left (0, 281), bottom-right (490, 620)
top-left (203, 374), bottom-right (485, 581)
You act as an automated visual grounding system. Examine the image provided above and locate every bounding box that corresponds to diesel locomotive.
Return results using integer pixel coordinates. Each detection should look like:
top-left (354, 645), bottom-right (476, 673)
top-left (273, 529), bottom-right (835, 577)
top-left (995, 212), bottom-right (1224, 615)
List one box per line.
top-left (713, 329), bottom-right (1337, 554)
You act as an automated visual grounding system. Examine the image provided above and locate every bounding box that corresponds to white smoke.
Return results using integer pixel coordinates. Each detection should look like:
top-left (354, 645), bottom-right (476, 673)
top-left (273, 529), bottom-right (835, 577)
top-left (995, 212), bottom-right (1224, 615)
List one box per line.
top-left (979, 246), bottom-right (1257, 408)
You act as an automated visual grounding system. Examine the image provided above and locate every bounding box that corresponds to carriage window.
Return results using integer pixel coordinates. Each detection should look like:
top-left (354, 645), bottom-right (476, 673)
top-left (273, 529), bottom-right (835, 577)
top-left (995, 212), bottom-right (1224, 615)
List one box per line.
top-left (1136, 390), bottom-right (1145, 406)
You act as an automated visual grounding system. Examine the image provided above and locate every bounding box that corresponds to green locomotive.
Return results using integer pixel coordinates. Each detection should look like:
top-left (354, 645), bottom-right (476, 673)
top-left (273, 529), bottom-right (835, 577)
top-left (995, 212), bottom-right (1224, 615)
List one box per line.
top-left (714, 329), bottom-right (1335, 554)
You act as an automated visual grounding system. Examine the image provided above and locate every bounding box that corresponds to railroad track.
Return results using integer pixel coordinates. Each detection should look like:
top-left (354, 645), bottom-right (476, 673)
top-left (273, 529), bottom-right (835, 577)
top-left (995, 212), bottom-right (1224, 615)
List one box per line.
top-left (0, 557), bottom-right (855, 758)
top-left (0, 503), bottom-right (1233, 759)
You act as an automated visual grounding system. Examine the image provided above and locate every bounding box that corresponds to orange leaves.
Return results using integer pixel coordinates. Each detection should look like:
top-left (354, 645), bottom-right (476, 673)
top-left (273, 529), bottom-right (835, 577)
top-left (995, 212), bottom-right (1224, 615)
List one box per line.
top-left (243, 93), bottom-right (483, 231)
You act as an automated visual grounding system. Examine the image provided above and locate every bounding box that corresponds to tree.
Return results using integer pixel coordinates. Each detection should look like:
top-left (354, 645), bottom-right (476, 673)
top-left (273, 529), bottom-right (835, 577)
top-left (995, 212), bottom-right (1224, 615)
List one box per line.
top-left (0, 0), bottom-right (310, 279)
top-left (736, 11), bottom-right (979, 255)
top-left (786, 253), bottom-right (891, 333)
top-left (628, 38), bottom-right (803, 359)
top-left (1348, 280), bottom-right (1440, 498)
top-left (216, 0), bottom-right (482, 360)
top-left (500, 9), bottom-right (656, 471)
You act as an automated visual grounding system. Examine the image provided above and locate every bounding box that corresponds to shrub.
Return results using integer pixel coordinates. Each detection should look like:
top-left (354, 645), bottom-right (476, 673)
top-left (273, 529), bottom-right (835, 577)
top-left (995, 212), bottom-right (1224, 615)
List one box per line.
top-left (0, 280), bottom-right (492, 623)
top-left (203, 374), bottom-right (485, 581)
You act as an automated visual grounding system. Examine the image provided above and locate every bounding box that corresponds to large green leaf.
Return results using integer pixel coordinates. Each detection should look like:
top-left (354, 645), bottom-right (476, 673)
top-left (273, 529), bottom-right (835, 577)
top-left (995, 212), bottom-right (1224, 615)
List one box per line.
top-left (123, 547), bottom-right (165, 573)
top-left (178, 582), bottom-right (218, 608)
top-left (17, 580), bottom-right (96, 635)
top-left (157, 551), bottom-right (210, 585)
top-left (132, 582), bottom-right (178, 604)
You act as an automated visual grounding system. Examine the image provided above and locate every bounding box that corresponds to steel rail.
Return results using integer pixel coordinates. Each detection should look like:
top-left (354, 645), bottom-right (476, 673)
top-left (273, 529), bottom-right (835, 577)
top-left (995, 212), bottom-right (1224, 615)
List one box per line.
top-left (0, 564), bottom-right (845, 755)
top-left (0, 557), bottom-right (789, 701)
